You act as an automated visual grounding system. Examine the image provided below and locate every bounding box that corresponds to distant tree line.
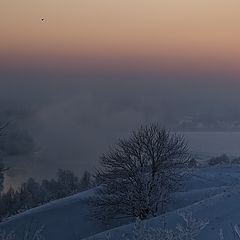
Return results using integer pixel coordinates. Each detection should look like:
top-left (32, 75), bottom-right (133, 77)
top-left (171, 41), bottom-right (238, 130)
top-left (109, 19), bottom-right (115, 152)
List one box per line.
top-left (0, 169), bottom-right (92, 221)
top-left (0, 123), bottom-right (8, 193)
top-left (207, 153), bottom-right (240, 166)
top-left (0, 123), bottom-right (93, 221)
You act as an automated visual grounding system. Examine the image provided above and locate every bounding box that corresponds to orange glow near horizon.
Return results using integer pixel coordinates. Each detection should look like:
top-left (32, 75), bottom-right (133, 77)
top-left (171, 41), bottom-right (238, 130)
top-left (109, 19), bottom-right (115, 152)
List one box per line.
top-left (1, 0), bottom-right (240, 72)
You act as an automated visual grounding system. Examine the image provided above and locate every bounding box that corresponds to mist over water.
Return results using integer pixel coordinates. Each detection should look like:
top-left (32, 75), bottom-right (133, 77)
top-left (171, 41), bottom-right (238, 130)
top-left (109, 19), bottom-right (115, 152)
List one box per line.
top-left (184, 132), bottom-right (240, 157)
top-left (1, 70), bottom-right (240, 187)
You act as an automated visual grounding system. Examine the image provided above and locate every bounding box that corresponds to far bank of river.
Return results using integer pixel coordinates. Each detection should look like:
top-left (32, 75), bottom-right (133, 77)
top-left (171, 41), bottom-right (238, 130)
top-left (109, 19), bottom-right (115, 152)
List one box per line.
top-left (183, 131), bottom-right (240, 157)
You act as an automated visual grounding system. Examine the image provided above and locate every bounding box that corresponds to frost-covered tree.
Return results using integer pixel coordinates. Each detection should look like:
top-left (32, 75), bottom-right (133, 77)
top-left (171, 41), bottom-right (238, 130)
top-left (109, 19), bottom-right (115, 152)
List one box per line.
top-left (80, 171), bottom-right (91, 190)
top-left (41, 179), bottom-right (61, 201)
top-left (0, 168), bottom-right (91, 220)
top-left (19, 178), bottom-right (45, 209)
top-left (0, 129), bottom-right (35, 156)
top-left (57, 169), bottom-right (80, 197)
top-left (0, 187), bottom-right (20, 218)
top-left (90, 123), bottom-right (190, 221)
top-left (0, 123), bottom-right (8, 194)
top-left (0, 161), bottom-right (5, 194)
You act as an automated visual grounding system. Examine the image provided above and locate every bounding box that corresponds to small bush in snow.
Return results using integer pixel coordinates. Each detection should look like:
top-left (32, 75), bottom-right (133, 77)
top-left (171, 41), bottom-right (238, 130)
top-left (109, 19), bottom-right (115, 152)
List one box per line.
top-left (0, 224), bottom-right (44, 240)
top-left (219, 224), bottom-right (240, 240)
top-left (0, 230), bottom-right (15, 240)
top-left (231, 157), bottom-right (240, 164)
top-left (23, 225), bottom-right (45, 240)
top-left (129, 218), bottom-right (175, 240)
top-left (176, 209), bottom-right (209, 240)
top-left (100, 210), bottom-right (208, 240)
top-left (187, 158), bottom-right (198, 168)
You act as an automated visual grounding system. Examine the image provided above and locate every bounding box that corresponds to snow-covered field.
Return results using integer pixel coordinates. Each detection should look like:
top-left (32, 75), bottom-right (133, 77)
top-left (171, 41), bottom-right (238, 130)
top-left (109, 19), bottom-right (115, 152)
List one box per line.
top-left (1, 165), bottom-right (240, 239)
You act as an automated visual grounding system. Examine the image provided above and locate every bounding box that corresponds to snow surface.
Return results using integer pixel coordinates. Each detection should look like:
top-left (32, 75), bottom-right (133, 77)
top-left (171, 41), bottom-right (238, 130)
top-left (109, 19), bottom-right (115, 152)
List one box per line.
top-left (2, 165), bottom-right (240, 240)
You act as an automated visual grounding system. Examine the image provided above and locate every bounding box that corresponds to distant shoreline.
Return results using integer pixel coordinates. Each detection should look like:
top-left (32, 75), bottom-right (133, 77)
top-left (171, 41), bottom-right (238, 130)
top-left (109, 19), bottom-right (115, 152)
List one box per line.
top-left (176, 129), bottom-right (240, 133)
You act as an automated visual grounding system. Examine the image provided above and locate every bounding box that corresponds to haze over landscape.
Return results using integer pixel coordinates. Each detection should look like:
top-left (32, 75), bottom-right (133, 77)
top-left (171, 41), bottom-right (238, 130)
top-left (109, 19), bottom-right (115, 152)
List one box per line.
top-left (1, 0), bottom-right (240, 183)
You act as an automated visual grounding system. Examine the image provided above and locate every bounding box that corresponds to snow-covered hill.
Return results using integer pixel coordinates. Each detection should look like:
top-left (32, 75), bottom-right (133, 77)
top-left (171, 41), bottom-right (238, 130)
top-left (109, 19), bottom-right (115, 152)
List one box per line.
top-left (1, 165), bottom-right (240, 240)
top-left (0, 188), bottom-right (112, 240)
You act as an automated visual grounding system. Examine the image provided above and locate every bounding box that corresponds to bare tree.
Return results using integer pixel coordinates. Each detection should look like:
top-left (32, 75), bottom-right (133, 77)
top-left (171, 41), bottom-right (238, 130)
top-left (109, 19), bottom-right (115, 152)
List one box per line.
top-left (0, 123), bottom-right (8, 137)
top-left (80, 171), bottom-right (92, 190)
top-left (90, 123), bottom-right (190, 221)
top-left (56, 169), bottom-right (80, 197)
top-left (0, 123), bottom-right (8, 193)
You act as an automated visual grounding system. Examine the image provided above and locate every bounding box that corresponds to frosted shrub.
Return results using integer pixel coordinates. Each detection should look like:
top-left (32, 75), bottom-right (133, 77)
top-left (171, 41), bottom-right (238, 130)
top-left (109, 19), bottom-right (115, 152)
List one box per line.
top-left (219, 224), bottom-right (240, 240)
top-left (0, 230), bottom-right (15, 240)
top-left (234, 225), bottom-right (240, 239)
top-left (23, 225), bottom-right (45, 240)
top-left (176, 209), bottom-right (209, 240)
top-left (102, 210), bottom-right (208, 240)
top-left (218, 229), bottom-right (224, 240)
top-left (0, 225), bottom-right (45, 240)
top-left (126, 218), bottom-right (175, 240)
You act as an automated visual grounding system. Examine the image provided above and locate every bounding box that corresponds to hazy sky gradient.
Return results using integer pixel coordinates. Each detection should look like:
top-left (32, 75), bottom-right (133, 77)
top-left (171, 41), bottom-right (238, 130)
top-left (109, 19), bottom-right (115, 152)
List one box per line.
top-left (1, 0), bottom-right (240, 72)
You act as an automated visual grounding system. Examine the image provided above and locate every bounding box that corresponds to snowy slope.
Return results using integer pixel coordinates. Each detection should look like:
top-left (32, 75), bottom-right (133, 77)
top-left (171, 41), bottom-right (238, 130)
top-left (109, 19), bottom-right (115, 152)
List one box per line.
top-left (86, 186), bottom-right (240, 240)
top-left (1, 165), bottom-right (240, 240)
top-left (86, 165), bottom-right (240, 240)
top-left (0, 188), bottom-right (116, 240)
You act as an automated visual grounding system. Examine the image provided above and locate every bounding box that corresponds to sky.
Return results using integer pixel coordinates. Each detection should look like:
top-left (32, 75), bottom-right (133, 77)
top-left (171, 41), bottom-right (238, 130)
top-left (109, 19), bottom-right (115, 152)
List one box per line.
top-left (1, 0), bottom-right (240, 72)
top-left (1, 0), bottom-right (240, 186)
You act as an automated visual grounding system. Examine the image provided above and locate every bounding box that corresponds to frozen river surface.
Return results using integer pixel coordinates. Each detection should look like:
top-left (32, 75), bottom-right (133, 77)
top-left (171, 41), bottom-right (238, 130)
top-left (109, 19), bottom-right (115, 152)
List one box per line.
top-left (184, 131), bottom-right (240, 157)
